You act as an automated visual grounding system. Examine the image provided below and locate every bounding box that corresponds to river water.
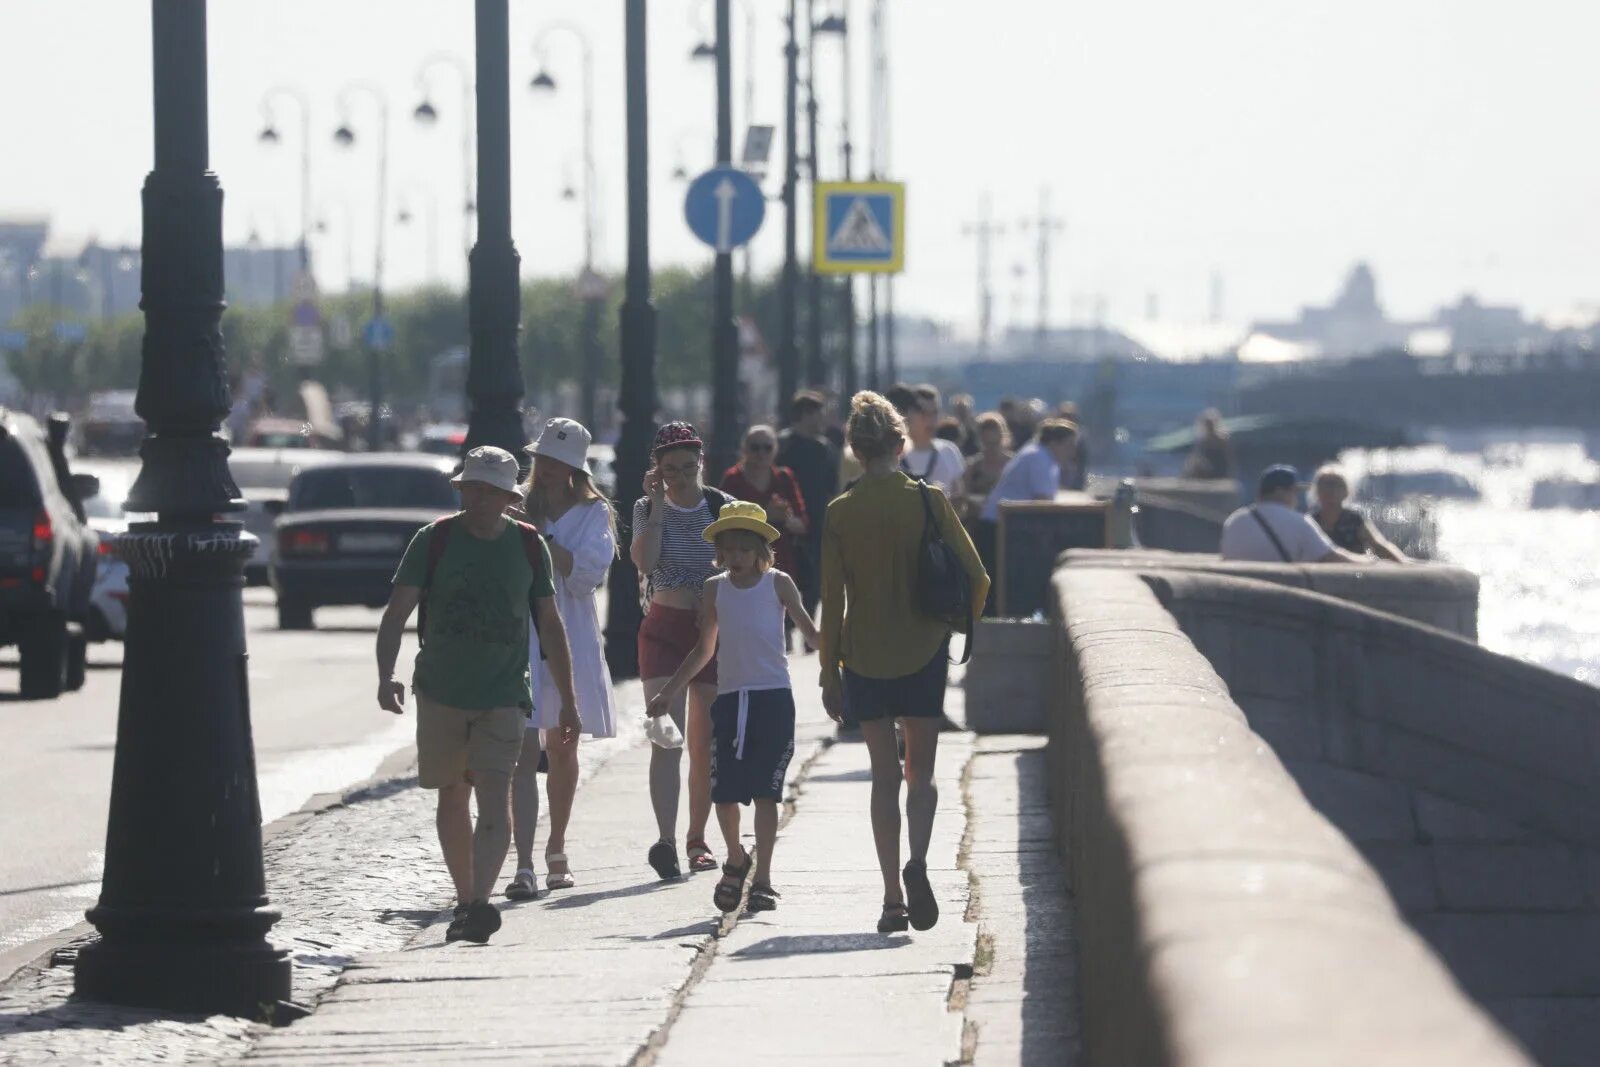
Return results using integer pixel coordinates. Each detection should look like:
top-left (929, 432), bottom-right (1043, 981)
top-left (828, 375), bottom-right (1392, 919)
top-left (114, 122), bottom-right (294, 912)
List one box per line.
top-left (1343, 439), bottom-right (1600, 686)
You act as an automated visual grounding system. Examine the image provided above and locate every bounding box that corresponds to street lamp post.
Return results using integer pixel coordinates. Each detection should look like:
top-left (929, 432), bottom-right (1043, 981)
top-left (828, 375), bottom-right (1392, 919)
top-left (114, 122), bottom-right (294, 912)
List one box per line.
top-left (466, 0), bottom-right (527, 460)
top-left (815, 7), bottom-right (856, 403)
top-left (605, 0), bottom-right (659, 680)
top-left (778, 0), bottom-right (801, 415)
top-left (709, 0), bottom-right (740, 476)
top-left (74, 0), bottom-right (289, 1016)
top-left (528, 23), bottom-right (602, 433)
top-left (332, 83), bottom-right (390, 451)
top-left (256, 86), bottom-right (312, 275)
top-left (412, 53), bottom-right (476, 276)
top-left (691, 0), bottom-right (758, 311)
top-left (396, 186), bottom-right (441, 285)
top-left (804, 0), bottom-right (825, 389)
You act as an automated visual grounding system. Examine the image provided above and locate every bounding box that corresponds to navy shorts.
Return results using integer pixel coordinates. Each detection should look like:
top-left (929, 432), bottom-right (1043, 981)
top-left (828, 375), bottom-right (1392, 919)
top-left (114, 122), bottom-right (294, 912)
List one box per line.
top-left (710, 688), bottom-right (796, 806)
top-left (842, 640), bottom-right (951, 722)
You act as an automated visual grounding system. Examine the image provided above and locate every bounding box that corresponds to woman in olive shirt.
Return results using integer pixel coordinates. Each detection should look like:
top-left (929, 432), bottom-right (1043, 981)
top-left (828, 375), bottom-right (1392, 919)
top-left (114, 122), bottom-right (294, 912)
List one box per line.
top-left (820, 392), bottom-right (990, 935)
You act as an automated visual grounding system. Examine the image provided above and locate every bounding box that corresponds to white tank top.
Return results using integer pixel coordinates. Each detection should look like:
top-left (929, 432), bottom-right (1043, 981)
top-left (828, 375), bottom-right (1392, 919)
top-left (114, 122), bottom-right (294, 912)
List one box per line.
top-left (714, 571), bottom-right (791, 696)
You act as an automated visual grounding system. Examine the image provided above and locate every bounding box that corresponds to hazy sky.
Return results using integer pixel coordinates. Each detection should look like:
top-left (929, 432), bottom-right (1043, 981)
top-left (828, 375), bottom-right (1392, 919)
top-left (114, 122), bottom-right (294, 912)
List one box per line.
top-left (6, 0), bottom-right (1600, 335)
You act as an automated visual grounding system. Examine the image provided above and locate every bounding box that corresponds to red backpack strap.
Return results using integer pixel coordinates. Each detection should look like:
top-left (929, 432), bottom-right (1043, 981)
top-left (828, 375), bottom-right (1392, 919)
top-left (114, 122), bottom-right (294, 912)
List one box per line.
top-left (416, 515), bottom-right (457, 645)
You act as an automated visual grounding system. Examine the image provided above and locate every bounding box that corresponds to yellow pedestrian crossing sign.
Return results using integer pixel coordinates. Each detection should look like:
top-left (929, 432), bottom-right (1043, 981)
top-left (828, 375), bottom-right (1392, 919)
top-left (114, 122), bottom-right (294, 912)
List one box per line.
top-left (814, 181), bottom-right (905, 274)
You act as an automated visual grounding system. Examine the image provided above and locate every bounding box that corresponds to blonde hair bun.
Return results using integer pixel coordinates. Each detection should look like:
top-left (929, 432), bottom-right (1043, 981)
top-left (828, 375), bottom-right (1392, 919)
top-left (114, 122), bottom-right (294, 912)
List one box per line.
top-left (847, 390), bottom-right (907, 462)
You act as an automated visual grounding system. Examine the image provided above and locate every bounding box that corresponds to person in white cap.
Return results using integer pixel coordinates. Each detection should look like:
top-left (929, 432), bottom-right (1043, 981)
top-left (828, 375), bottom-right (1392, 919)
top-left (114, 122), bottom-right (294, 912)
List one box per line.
top-left (503, 418), bottom-right (618, 900)
top-left (376, 445), bottom-right (578, 945)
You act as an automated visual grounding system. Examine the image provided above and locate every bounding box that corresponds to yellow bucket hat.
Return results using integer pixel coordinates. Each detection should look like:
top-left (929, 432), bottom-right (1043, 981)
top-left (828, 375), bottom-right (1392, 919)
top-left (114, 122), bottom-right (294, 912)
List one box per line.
top-left (703, 500), bottom-right (781, 544)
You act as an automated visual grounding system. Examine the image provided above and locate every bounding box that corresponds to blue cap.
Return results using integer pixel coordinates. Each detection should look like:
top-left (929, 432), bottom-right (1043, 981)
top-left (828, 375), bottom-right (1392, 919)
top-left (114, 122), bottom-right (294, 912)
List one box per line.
top-left (1257, 465), bottom-right (1301, 496)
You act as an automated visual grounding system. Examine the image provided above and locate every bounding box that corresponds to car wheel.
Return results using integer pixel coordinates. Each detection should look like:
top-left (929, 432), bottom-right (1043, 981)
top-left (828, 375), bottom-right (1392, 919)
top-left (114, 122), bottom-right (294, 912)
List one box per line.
top-left (278, 600), bottom-right (314, 631)
top-left (65, 628), bottom-right (88, 692)
top-left (19, 615), bottom-right (69, 700)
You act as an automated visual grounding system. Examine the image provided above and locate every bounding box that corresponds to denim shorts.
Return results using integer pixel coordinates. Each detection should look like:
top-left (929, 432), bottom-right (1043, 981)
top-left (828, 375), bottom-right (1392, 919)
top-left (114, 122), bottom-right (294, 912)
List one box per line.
top-left (842, 640), bottom-right (951, 722)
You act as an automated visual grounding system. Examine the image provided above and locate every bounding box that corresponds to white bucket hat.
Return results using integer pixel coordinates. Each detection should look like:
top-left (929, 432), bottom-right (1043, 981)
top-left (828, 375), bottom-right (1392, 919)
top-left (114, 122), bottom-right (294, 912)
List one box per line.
top-left (451, 445), bottom-right (524, 496)
top-left (529, 417), bottom-right (592, 472)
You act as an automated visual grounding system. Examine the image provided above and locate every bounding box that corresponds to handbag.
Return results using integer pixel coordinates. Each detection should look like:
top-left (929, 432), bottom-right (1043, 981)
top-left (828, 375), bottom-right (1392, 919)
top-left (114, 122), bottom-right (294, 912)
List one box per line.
top-left (914, 480), bottom-right (974, 663)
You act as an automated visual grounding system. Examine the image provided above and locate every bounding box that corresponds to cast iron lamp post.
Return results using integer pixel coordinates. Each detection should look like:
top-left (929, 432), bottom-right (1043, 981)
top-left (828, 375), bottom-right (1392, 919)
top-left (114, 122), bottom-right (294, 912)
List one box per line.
top-left (814, 6), bottom-right (857, 403)
top-left (332, 83), bottom-right (390, 451)
top-left (528, 23), bottom-right (603, 433)
top-left (256, 86), bottom-right (313, 274)
top-left (412, 53), bottom-right (476, 275)
top-left (74, 0), bottom-right (290, 1015)
top-left (464, 0), bottom-right (528, 460)
top-left (604, 0), bottom-right (660, 680)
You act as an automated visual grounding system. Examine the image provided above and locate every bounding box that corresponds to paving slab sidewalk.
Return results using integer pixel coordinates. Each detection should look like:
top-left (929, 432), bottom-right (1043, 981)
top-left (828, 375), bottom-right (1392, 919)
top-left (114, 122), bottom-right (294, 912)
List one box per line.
top-left (0, 664), bottom-right (1081, 1065)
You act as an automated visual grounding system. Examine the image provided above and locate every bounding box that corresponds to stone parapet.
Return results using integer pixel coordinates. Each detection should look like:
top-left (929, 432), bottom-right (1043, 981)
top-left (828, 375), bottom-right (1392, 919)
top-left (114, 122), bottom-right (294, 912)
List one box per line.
top-left (1049, 566), bottom-right (1529, 1066)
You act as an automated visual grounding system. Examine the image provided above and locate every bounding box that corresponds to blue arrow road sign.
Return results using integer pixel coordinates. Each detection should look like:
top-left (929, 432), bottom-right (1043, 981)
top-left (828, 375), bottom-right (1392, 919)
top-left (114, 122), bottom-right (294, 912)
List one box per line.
top-left (0, 330), bottom-right (26, 352)
top-left (684, 166), bottom-right (766, 253)
top-left (362, 316), bottom-right (395, 351)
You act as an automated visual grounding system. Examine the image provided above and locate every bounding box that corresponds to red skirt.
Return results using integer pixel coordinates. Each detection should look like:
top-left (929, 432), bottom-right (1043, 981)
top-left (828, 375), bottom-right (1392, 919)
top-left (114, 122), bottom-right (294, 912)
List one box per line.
top-left (638, 604), bottom-right (718, 685)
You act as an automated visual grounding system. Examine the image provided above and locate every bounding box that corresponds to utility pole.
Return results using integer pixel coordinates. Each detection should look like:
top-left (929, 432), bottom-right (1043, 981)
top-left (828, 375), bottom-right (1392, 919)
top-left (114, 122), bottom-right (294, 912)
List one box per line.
top-left (76, 0), bottom-right (289, 1016)
top-left (879, 0), bottom-right (897, 382)
top-left (865, 0), bottom-right (885, 390)
top-left (835, 5), bottom-right (858, 402)
top-left (710, 0), bottom-right (740, 475)
top-left (962, 194), bottom-right (1002, 359)
top-left (605, 0), bottom-right (660, 680)
top-left (1020, 187), bottom-right (1064, 353)
top-left (777, 0), bottom-right (801, 418)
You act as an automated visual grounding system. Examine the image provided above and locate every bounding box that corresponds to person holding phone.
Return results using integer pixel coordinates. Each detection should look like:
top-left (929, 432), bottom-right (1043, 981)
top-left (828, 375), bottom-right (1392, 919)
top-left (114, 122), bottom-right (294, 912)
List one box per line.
top-left (630, 422), bottom-right (735, 880)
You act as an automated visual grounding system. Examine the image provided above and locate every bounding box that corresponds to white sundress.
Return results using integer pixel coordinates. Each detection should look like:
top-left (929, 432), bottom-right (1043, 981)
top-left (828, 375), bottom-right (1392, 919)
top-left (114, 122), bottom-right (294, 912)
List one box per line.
top-left (529, 500), bottom-right (618, 738)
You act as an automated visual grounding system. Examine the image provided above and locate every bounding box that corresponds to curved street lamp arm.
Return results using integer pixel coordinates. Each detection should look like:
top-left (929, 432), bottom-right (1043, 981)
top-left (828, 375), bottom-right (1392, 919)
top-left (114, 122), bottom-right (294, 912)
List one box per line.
top-left (531, 23), bottom-right (598, 269)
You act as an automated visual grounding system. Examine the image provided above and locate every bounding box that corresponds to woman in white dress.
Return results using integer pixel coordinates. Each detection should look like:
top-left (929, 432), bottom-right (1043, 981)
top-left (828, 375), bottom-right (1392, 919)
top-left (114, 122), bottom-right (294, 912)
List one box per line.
top-left (505, 417), bottom-right (618, 899)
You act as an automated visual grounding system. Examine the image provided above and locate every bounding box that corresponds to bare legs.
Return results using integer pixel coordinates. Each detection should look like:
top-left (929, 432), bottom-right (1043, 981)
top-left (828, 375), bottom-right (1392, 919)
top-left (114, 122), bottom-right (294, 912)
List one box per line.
top-left (511, 730), bottom-right (542, 872)
top-left (861, 721), bottom-right (905, 904)
top-left (645, 678), bottom-right (715, 850)
top-left (714, 799), bottom-right (778, 884)
top-left (436, 769), bottom-right (514, 905)
top-left (543, 726), bottom-right (579, 878)
top-left (860, 717), bottom-right (941, 904)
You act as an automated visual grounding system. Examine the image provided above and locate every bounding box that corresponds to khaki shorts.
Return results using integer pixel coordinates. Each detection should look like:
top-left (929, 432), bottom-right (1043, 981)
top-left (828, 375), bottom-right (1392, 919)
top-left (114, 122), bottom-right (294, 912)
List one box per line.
top-left (415, 691), bottom-right (526, 789)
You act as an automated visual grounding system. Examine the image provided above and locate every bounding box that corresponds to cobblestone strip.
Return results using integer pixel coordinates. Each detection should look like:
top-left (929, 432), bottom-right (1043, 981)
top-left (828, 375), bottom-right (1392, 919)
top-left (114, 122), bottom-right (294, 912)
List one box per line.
top-left (0, 684), bottom-right (646, 1066)
top-left (958, 736), bottom-right (1082, 1066)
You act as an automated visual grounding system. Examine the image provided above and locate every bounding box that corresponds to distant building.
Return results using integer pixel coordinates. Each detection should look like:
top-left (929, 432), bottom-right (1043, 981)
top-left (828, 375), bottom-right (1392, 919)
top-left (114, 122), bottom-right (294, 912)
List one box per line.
top-left (1435, 294), bottom-right (1543, 354)
top-left (0, 218), bottom-right (305, 325)
top-left (1249, 262), bottom-right (1416, 356)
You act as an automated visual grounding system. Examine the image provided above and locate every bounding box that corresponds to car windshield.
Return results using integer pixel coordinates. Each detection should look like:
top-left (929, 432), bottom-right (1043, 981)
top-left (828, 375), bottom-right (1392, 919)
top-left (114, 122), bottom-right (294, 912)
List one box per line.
top-left (291, 466), bottom-right (455, 512)
top-left (0, 438), bottom-right (41, 507)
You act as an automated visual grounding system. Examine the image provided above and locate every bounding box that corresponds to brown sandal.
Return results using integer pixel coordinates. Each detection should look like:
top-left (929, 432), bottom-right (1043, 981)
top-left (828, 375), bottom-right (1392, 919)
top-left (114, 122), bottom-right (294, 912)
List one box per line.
top-left (687, 839), bottom-right (718, 874)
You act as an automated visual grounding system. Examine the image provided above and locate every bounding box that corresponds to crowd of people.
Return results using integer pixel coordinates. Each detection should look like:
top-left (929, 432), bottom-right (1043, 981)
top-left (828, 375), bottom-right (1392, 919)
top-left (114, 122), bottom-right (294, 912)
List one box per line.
top-left (375, 389), bottom-right (993, 945)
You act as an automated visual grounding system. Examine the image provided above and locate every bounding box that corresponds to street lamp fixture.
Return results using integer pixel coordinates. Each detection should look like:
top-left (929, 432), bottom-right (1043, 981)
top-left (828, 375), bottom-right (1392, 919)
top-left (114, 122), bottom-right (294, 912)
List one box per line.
top-left (816, 13), bottom-right (848, 33)
top-left (412, 53), bottom-right (475, 268)
top-left (333, 123), bottom-right (356, 146)
top-left (257, 87), bottom-right (314, 272)
top-left (691, 40), bottom-right (716, 60)
top-left (413, 99), bottom-right (438, 124)
top-left (257, 125), bottom-right (280, 144)
top-left (529, 70), bottom-right (556, 91)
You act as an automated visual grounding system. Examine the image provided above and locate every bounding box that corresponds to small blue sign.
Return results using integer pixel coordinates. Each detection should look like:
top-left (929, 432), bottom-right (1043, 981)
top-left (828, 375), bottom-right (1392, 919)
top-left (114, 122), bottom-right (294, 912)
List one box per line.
top-left (684, 166), bottom-right (766, 253)
top-left (362, 316), bottom-right (394, 351)
top-left (53, 322), bottom-right (88, 344)
top-left (0, 330), bottom-right (26, 353)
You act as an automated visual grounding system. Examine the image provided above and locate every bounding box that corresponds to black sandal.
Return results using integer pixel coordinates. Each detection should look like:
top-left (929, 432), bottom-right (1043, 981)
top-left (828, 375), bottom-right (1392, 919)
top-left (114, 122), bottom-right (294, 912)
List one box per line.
top-left (877, 901), bottom-right (909, 934)
top-left (903, 860), bottom-right (939, 931)
top-left (648, 839), bottom-right (681, 881)
top-left (748, 883), bottom-right (780, 913)
top-left (713, 848), bottom-right (755, 913)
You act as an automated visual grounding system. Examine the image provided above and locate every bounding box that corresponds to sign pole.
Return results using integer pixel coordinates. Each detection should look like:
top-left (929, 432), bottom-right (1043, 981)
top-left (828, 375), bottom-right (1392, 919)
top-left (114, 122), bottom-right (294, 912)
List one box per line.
top-left (711, 0), bottom-right (740, 476)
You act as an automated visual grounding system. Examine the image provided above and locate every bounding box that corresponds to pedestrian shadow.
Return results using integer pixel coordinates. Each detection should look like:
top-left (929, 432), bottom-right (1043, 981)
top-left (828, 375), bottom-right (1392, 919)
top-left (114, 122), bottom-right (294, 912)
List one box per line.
top-left (543, 879), bottom-right (677, 910)
top-left (730, 933), bottom-right (911, 958)
top-left (804, 769), bottom-right (873, 784)
top-left (376, 908), bottom-right (439, 927)
top-left (600, 920), bottom-right (718, 943)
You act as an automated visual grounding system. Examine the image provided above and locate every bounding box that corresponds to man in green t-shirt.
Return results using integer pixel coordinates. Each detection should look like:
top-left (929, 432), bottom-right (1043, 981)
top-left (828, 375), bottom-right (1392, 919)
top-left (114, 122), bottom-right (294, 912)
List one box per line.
top-left (377, 446), bottom-right (578, 945)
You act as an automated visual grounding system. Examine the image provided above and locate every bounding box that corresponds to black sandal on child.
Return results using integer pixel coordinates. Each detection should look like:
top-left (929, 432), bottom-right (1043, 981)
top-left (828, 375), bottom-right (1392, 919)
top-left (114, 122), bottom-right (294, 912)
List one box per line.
top-left (713, 849), bottom-right (755, 913)
top-left (903, 859), bottom-right (940, 931)
top-left (877, 901), bottom-right (909, 934)
top-left (445, 902), bottom-right (471, 942)
top-left (748, 883), bottom-right (780, 913)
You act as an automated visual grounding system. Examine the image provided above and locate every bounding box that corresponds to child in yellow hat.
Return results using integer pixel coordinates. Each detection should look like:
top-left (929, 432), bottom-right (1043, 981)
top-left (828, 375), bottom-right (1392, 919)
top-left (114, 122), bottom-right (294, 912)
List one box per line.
top-left (647, 500), bottom-right (819, 915)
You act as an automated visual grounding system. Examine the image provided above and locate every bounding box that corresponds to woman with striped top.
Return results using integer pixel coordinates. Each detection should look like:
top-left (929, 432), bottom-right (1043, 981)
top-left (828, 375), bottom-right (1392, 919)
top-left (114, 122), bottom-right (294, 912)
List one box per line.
top-left (630, 422), bottom-right (733, 879)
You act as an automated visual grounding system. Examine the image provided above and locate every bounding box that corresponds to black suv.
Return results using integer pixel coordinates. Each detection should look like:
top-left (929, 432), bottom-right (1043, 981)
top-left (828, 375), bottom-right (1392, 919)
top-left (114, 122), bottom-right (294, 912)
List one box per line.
top-left (0, 409), bottom-right (100, 698)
